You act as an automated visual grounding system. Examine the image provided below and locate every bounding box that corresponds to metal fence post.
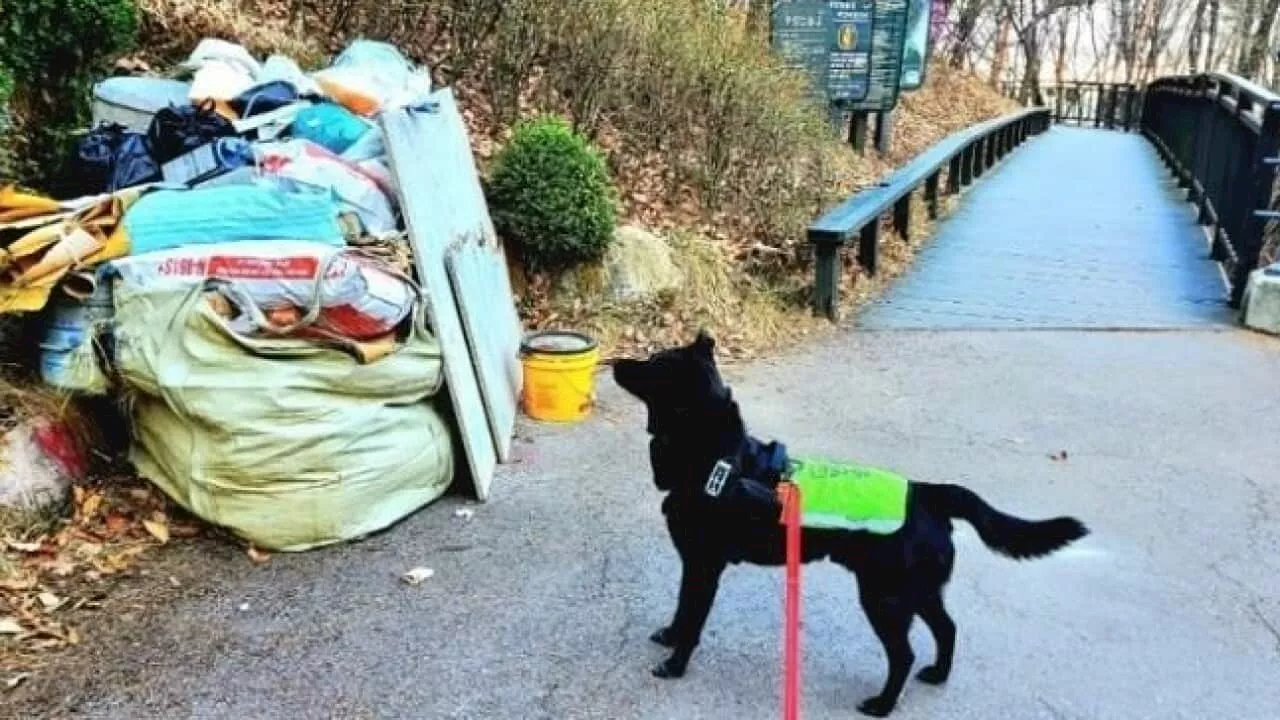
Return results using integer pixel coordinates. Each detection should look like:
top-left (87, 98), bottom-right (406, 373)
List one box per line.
top-left (859, 221), bottom-right (880, 276)
top-left (1235, 103), bottom-right (1280, 305)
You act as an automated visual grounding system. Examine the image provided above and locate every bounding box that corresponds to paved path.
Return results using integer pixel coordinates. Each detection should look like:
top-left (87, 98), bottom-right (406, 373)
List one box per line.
top-left (860, 126), bottom-right (1234, 329)
top-left (14, 130), bottom-right (1280, 720)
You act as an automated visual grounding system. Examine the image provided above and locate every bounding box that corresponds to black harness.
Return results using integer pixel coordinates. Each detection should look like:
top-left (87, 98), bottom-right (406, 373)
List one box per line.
top-left (651, 428), bottom-right (792, 521)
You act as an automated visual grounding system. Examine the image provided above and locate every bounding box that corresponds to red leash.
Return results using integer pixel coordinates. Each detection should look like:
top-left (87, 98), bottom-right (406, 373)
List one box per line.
top-left (780, 482), bottom-right (802, 720)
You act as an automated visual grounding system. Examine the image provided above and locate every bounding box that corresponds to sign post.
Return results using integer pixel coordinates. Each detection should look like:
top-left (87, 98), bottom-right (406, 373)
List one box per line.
top-left (898, 0), bottom-right (935, 91)
top-left (771, 0), bottom-right (911, 155)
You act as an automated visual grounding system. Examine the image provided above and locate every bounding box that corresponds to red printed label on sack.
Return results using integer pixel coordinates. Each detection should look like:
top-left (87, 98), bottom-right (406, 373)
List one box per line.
top-left (157, 255), bottom-right (326, 279)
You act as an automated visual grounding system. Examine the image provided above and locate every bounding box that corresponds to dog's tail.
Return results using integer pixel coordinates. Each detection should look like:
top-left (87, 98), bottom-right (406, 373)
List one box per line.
top-left (916, 483), bottom-right (1088, 560)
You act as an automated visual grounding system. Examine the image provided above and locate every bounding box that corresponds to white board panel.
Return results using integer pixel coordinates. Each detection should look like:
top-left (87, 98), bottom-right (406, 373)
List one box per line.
top-left (381, 94), bottom-right (497, 501)
top-left (447, 242), bottom-right (522, 462)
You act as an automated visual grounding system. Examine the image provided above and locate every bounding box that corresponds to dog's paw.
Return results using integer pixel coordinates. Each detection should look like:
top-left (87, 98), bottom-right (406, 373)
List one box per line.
top-left (651, 657), bottom-right (687, 680)
top-left (856, 696), bottom-right (896, 718)
top-left (916, 665), bottom-right (949, 686)
top-left (649, 627), bottom-right (677, 648)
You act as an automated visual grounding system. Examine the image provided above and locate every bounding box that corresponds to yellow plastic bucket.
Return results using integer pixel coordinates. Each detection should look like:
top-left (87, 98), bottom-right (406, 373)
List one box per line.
top-left (520, 331), bottom-right (600, 423)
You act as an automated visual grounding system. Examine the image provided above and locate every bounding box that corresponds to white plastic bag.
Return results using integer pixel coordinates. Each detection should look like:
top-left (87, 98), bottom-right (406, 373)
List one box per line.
top-left (260, 54), bottom-right (321, 96)
top-left (189, 60), bottom-right (255, 103)
top-left (107, 241), bottom-right (416, 341)
top-left (181, 38), bottom-right (262, 79)
top-left (257, 139), bottom-right (397, 234)
top-left (312, 40), bottom-right (433, 116)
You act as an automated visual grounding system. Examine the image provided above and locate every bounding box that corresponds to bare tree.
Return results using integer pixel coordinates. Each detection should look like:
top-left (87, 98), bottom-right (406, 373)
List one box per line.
top-left (1189, 0), bottom-right (1208, 72)
top-left (1000, 0), bottom-right (1093, 102)
top-left (991, 12), bottom-right (1013, 84)
top-left (1206, 0), bottom-right (1220, 71)
top-left (951, 0), bottom-right (996, 68)
top-left (1240, 0), bottom-right (1280, 77)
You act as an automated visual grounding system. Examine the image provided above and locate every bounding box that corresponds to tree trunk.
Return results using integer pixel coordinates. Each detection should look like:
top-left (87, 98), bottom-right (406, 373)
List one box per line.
top-left (1189, 0), bottom-right (1206, 73)
top-left (1206, 0), bottom-right (1220, 72)
top-left (991, 14), bottom-right (1012, 86)
top-left (951, 0), bottom-right (986, 69)
top-left (1236, 0), bottom-right (1260, 72)
top-left (1054, 11), bottom-right (1069, 86)
top-left (1240, 0), bottom-right (1280, 78)
top-left (1019, 23), bottom-right (1042, 104)
top-left (1141, 0), bottom-right (1168, 83)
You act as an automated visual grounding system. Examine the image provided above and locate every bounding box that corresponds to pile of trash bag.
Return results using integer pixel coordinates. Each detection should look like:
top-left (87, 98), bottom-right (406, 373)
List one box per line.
top-left (0, 38), bottom-right (454, 551)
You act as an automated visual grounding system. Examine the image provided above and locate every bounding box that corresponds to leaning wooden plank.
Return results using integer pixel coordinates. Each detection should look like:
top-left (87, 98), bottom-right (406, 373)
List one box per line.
top-left (447, 244), bottom-right (522, 462)
top-left (381, 94), bottom-right (498, 501)
top-left (410, 89), bottom-right (522, 463)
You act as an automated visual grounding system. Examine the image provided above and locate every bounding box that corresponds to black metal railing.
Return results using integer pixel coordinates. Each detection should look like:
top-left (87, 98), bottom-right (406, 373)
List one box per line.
top-left (1001, 81), bottom-right (1143, 130)
top-left (1047, 83), bottom-right (1142, 129)
top-left (1142, 72), bottom-right (1280, 305)
top-left (808, 107), bottom-right (1052, 318)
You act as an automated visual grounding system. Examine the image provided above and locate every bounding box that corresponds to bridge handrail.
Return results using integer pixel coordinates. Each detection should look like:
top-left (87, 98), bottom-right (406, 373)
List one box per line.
top-left (1142, 71), bottom-right (1280, 305)
top-left (808, 106), bottom-right (1052, 318)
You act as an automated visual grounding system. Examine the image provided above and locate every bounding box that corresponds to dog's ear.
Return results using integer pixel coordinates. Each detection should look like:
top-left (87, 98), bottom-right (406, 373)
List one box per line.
top-left (693, 329), bottom-right (715, 357)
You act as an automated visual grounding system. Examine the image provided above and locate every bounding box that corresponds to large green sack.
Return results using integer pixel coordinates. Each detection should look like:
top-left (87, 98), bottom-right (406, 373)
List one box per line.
top-left (114, 281), bottom-right (453, 551)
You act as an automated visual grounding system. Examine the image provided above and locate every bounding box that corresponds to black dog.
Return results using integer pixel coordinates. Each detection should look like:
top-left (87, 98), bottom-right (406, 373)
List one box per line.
top-left (613, 331), bottom-right (1088, 717)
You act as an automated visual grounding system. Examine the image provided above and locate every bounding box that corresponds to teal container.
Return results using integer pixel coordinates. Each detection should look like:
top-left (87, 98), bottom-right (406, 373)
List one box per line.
top-left (39, 271), bottom-right (114, 395)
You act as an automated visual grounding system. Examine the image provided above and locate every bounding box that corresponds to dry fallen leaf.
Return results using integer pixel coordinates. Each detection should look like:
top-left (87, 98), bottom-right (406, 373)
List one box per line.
top-left (0, 575), bottom-right (37, 591)
top-left (247, 546), bottom-right (271, 565)
top-left (402, 567), bottom-right (435, 586)
top-left (78, 491), bottom-right (104, 521)
top-left (104, 513), bottom-right (130, 534)
top-left (74, 542), bottom-right (103, 559)
top-left (5, 673), bottom-right (30, 691)
top-left (142, 519), bottom-right (170, 544)
top-left (0, 617), bottom-right (24, 635)
top-left (5, 539), bottom-right (43, 553)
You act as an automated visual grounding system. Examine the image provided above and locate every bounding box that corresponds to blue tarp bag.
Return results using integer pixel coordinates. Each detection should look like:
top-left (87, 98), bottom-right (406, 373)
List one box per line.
top-left (290, 103), bottom-right (371, 155)
top-left (123, 184), bottom-right (345, 255)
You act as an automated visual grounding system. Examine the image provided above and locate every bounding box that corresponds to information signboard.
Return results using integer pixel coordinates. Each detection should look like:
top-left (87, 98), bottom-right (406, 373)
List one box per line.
top-left (772, 0), bottom-right (875, 103)
top-left (771, 0), bottom-right (908, 112)
top-left (899, 0), bottom-right (933, 91)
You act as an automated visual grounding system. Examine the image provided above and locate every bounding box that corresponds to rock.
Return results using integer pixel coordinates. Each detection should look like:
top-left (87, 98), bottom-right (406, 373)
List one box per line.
top-left (1242, 264), bottom-right (1280, 335)
top-left (603, 226), bottom-right (684, 303)
top-left (552, 262), bottom-right (608, 302)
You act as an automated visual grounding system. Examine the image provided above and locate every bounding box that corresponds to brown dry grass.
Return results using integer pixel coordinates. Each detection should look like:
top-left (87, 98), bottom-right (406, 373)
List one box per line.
top-left (129, 0), bottom-right (323, 69)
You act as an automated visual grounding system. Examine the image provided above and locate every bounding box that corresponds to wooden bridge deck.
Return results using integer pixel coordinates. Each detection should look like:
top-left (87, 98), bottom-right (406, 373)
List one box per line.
top-left (858, 126), bottom-right (1236, 330)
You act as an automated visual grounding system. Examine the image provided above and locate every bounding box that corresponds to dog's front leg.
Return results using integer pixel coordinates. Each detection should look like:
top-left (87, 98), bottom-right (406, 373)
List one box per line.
top-left (652, 559), bottom-right (726, 679)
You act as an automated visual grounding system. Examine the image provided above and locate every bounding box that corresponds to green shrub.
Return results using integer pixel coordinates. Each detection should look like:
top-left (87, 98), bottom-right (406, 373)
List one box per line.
top-left (487, 116), bottom-right (618, 272)
top-left (0, 65), bottom-right (13, 180)
top-left (0, 0), bottom-right (137, 87)
top-left (0, 0), bottom-right (139, 187)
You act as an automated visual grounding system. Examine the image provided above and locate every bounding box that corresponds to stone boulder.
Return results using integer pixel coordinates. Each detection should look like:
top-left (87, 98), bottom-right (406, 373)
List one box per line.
top-left (602, 225), bottom-right (684, 303)
top-left (1243, 264), bottom-right (1280, 335)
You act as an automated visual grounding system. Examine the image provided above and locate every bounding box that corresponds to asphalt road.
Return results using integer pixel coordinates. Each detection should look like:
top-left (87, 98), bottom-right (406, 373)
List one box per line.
top-left (15, 327), bottom-right (1280, 720)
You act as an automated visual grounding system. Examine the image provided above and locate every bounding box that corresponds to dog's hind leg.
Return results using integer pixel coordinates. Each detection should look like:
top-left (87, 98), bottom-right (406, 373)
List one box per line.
top-left (857, 588), bottom-right (916, 718)
top-left (652, 559), bottom-right (726, 679)
top-left (914, 591), bottom-right (956, 685)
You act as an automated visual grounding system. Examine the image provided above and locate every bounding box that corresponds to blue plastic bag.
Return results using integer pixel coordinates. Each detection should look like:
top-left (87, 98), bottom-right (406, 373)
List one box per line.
top-left (290, 103), bottom-right (371, 155)
top-left (123, 185), bottom-right (345, 256)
